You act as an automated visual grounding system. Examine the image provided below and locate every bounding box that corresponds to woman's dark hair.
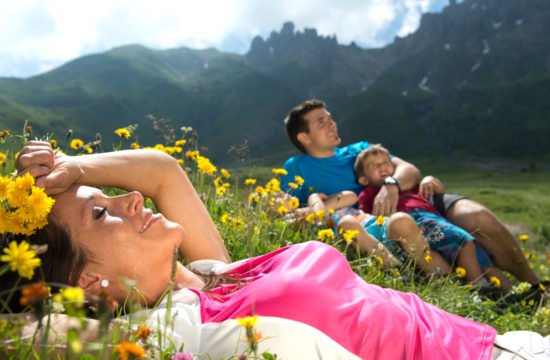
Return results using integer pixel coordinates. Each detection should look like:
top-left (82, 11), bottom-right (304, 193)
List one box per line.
top-left (284, 99), bottom-right (326, 154)
top-left (0, 218), bottom-right (88, 313)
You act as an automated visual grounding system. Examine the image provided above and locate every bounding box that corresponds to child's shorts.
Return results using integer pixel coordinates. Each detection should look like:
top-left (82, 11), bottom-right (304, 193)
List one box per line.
top-left (408, 209), bottom-right (493, 269)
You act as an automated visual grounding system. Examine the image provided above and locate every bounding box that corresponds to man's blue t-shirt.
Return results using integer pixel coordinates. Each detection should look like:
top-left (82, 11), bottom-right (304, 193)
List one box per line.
top-left (281, 141), bottom-right (371, 204)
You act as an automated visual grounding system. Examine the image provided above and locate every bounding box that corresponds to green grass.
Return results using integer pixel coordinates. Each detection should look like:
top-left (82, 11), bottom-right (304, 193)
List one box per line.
top-left (1, 129), bottom-right (549, 359)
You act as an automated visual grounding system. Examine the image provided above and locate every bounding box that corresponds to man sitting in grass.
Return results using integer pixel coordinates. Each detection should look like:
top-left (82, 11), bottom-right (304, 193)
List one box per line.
top-left (280, 99), bottom-right (548, 300)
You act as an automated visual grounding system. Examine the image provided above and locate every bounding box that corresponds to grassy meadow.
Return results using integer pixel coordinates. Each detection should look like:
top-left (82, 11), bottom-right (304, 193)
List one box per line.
top-left (0, 126), bottom-right (549, 359)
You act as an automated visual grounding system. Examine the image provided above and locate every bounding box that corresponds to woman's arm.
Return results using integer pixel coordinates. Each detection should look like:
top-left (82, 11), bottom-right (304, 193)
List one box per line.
top-left (16, 142), bottom-right (229, 263)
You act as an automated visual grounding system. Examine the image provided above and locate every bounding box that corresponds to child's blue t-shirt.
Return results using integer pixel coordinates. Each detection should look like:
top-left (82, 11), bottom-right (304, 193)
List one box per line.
top-left (281, 141), bottom-right (371, 204)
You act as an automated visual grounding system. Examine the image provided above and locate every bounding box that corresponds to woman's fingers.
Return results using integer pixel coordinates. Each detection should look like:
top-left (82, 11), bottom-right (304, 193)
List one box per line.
top-left (16, 149), bottom-right (55, 173)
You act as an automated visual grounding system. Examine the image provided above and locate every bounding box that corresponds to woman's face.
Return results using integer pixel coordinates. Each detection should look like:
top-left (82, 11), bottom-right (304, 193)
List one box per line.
top-left (53, 185), bottom-right (185, 305)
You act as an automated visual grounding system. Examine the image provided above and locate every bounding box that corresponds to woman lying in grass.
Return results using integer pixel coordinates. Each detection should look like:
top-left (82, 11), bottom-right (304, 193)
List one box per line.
top-left (4, 141), bottom-right (548, 359)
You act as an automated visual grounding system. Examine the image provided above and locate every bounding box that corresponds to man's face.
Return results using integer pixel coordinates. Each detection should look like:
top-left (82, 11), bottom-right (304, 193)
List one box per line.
top-left (299, 107), bottom-right (341, 154)
top-left (361, 153), bottom-right (394, 186)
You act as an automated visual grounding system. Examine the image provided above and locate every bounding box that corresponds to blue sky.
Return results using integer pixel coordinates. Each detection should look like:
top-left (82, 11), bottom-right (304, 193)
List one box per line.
top-left (0, 0), bottom-right (450, 78)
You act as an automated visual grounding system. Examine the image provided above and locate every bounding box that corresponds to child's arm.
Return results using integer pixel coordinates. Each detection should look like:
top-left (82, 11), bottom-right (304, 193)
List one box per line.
top-left (308, 191), bottom-right (358, 212)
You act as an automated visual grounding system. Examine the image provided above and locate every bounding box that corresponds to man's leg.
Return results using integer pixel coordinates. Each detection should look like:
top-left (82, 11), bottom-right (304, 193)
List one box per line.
top-left (445, 199), bottom-right (540, 284)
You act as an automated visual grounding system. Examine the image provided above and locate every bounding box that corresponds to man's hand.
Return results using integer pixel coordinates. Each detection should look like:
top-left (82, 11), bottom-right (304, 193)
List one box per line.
top-left (419, 176), bottom-right (445, 198)
top-left (16, 141), bottom-right (82, 195)
top-left (372, 185), bottom-right (399, 216)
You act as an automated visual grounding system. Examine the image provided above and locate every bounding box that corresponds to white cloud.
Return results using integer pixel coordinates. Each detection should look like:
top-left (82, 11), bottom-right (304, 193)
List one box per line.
top-left (0, 0), bottom-right (448, 77)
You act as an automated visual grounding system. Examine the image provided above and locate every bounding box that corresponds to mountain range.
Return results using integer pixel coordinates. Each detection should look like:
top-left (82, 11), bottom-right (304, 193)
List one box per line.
top-left (1, 0), bottom-right (549, 166)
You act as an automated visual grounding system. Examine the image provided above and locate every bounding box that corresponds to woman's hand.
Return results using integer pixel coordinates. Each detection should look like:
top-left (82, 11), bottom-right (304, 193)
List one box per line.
top-left (15, 141), bottom-right (82, 195)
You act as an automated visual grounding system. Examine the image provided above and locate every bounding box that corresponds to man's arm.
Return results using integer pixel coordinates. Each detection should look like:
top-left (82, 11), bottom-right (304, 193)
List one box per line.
top-left (390, 157), bottom-right (421, 192)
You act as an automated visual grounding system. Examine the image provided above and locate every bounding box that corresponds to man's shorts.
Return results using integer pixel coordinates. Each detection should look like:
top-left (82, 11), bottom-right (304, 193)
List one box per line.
top-left (430, 194), bottom-right (466, 217)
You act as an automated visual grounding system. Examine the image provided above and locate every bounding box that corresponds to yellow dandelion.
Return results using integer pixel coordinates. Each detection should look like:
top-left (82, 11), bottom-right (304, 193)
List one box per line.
top-left (185, 150), bottom-right (199, 160)
top-left (116, 342), bottom-right (146, 360)
top-left (265, 178), bottom-right (281, 193)
top-left (114, 128), bottom-right (131, 139)
top-left (0, 176), bottom-right (10, 198)
top-left (84, 145), bottom-right (93, 154)
top-left (177, 159), bottom-right (184, 166)
top-left (70, 139), bottom-right (83, 149)
top-left (375, 256), bottom-right (384, 265)
top-left (489, 276), bottom-right (501, 288)
top-left (328, 208), bottom-right (335, 215)
top-left (375, 215), bottom-right (386, 226)
top-left (294, 176), bottom-right (304, 186)
top-left (288, 182), bottom-right (298, 189)
top-left (1, 241), bottom-right (42, 279)
top-left (175, 139), bottom-right (187, 147)
top-left (0, 129), bottom-right (10, 138)
top-left (26, 187), bottom-right (55, 221)
top-left (130, 142), bottom-right (140, 149)
top-left (0, 151), bottom-right (7, 164)
top-left (518, 234), bottom-right (528, 241)
top-left (49, 139), bottom-right (58, 148)
top-left (272, 168), bottom-right (288, 176)
top-left (342, 230), bottom-right (359, 243)
top-left (221, 168), bottom-right (231, 179)
top-left (236, 314), bottom-right (258, 328)
top-left (70, 339), bottom-right (83, 354)
top-left (424, 254), bottom-right (433, 263)
top-left (244, 178), bottom-right (257, 186)
top-left (317, 229), bottom-right (335, 241)
top-left (214, 177), bottom-right (223, 187)
top-left (305, 213), bottom-right (316, 223)
top-left (455, 267), bottom-right (467, 278)
top-left (255, 186), bottom-right (265, 195)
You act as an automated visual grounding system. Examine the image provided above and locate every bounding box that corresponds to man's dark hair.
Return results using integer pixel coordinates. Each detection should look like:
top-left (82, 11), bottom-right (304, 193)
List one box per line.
top-left (284, 99), bottom-right (326, 154)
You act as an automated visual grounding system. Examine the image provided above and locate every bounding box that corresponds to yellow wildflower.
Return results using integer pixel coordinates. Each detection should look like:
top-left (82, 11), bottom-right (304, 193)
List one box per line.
top-left (70, 339), bottom-right (83, 354)
top-left (116, 342), bottom-right (146, 360)
top-left (272, 168), bottom-right (288, 176)
top-left (424, 254), bottom-right (433, 263)
top-left (288, 197), bottom-right (300, 209)
top-left (255, 186), bottom-right (265, 195)
top-left (220, 213), bottom-right (230, 224)
top-left (114, 128), bottom-right (131, 139)
top-left (288, 182), bottom-right (298, 189)
top-left (455, 267), bottom-right (467, 278)
top-left (294, 176), bottom-right (304, 186)
top-left (59, 286), bottom-right (85, 306)
top-left (221, 168), bottom-right (231, 178)
top-left (328, 208), bottom-right (335, 214)
top-left (1, 176), bottom-right (10, 198)
top-left (489, 276), bottom-right (501, 288)
top-left (84, 146), bottom-right (93, 154)
top-left (375, 215), bottom-right (386, 226)
top-left (1, 241), bottom-right (42, 279)
top-left (49, 139), bottom-right (58, 148)
top-left (0, 152), bottom-right (6, 164)
top-left (376, 256), bottom-right (384, 265)
top-left (236, 314), bottom-right (258, 328)
top-left (0, 129), bottom-right (10, 138)
top-left (185, 150), bottom-right (199, 160)
top-left (518, 234), bottom-right (528, 241)
top-left (249, 193), bottom-right (260, 204)
top-left (177, 159), bottom-right (184, 166)
top-left (244, 178), bottom-right (257, 186)
top-left (315, 210), bottom-right (325, 220)
top-left (233, 217), bottom-right (244, 228)
top-left (196, 156), bottom-right (217, 176)
top-left (277, 205), bottom-right (289, 215)
top-left (70, 139), bottom-right (83, 149)
top-left (305, 213), bottom-right (316, 223)
top-left (130, 142), bottom-right (140, 149)
top-left (265, 178), bottom-right (281, 193)
top-left (317, 229), bottom-right (335, 241)
top-left (214, 177), bottom-right (223, 187)
top-left (175, 139), bottom-right (187, 147)
top-left (342, 230), bottom-right (359, 243)
top-left (216, 186), bottom-right (227, 197)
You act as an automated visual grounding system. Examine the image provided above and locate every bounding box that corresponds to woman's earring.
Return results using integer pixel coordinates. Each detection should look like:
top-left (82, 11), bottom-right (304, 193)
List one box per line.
top-left (100, 279), bottom-right (109, 288)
